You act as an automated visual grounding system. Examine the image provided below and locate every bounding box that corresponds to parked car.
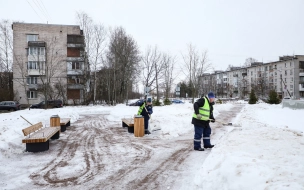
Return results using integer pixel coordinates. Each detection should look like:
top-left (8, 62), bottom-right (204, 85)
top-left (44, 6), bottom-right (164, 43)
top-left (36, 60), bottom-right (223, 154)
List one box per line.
top-left (128, 99), bottom-right (144, 106)
top-left (0, 101), bottom-right (21, 111)
top-left (171, 99), bottom-right (184, 104)
top-left (30, 99), bottom-right (63, 109)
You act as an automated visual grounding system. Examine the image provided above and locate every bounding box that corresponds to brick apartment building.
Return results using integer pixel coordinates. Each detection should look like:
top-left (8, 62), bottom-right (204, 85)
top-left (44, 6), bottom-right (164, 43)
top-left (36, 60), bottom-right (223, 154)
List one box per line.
top-left (12, 22), bottom-right (87, 105)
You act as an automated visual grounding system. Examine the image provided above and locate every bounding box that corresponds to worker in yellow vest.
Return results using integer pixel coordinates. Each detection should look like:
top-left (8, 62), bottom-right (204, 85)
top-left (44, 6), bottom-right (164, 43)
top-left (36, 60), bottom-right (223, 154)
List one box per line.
top-left (137, 97), bottom-right (153, 134)
top-left (192, 92), bottom-right (215, 151)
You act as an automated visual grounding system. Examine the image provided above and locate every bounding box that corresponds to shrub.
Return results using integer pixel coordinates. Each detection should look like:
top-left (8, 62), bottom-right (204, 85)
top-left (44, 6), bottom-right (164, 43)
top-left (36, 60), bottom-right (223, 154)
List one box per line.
top-left (267, 90), bottom-right (280, 104)
top-left (153, 99), bottom-right (162, 106)
top-left (249, 89), bottom-right (258, 104)
top-left (216, 99), bottom-right (222, 104)
top-left (163, 98), bottom-right (171, 105)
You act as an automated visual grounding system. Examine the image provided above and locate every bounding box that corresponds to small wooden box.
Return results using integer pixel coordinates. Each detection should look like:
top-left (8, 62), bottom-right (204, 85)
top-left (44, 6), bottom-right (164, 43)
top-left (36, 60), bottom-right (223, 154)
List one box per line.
top-left (134, 117), bottom-right (144, 137)
top-left (50, 115), bottom-right (60, 127)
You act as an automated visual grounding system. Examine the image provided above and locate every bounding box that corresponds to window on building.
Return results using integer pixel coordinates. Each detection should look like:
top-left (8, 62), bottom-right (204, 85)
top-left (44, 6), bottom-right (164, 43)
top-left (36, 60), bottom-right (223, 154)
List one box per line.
top-left (28, 61), bottom-right (38, 69)
top-left (290, 70), bottom-right (293, 75)
top-left (265, 66), bottom-right (268, 71)
top-left (285, 78), bottom-right (287, 82)
top-left (28, 47), bottom-right (45, 55)
top-left (285, 63), bottom-right (287, 68)
top-left (72, 62), bottom-right (80, 70)
top-left (290, 85), bottom-right (293, 89)
top-left (300, 61), bottom-right (304, 69)
top-left (27, 77), bottom-right (37, 84)
top-left (39, 47), bottom-right (45, 55)
top-left (285, 71), bottom-right (287, 76)
top-left (27, 61), bottom-right (45, 70)
top-left (292, 77), bottom-right (293, 81)
top-left (27, 34), bottom-right (38, 42)
top-left (27, 91), bottom-right (37, 99)
top-left (274, 65), bottom-right (277, 69)
top-left (75, 78), bottom-right (80, 84)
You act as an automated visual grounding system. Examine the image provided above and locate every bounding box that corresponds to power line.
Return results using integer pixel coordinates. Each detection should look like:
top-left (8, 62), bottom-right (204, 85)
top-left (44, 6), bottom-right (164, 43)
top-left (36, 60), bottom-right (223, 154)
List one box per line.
top-left (35, 0), bottom-right (52, 23)
top-left (26, 0), bottom-right (45, 23)
top-left (32, 0), bottom-right (49, 22)
top-left (39, 0), bottom-right (52, 22)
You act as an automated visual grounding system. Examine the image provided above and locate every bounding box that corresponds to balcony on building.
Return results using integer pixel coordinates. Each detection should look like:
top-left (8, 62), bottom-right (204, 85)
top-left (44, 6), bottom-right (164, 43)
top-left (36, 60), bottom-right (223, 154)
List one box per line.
top-left (28, 69), bottom-right (45, 75)
top-left (67, 47), bottom-right (85, 62)
top-left (67, 83), bottom-right (84, 89)
top-left (28, 84), bottom-right (43, 90)
top-left (28, 41), bottom-right (46, 47)
top-left (67, 35), bottom-right (85, 49)
top-left (67, 76), bottom-right (84, 89)
top-left (67, 69), bottom-right (83, 75)
top-left (299, 84), bottom-right (304, 91)
top-left (299, 69), bottom-right (304, 76)
top-left (67, 57), bottom-right (85, 62)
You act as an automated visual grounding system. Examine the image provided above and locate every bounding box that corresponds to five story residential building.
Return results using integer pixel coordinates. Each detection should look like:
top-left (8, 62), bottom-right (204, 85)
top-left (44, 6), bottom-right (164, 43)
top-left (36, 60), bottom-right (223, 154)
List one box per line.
top-left (12, 22), bottom-right (87, 105)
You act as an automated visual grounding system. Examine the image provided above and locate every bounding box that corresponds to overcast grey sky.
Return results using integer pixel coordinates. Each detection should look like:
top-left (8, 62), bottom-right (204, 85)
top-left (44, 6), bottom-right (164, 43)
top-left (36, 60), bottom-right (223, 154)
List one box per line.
top-left (1, 0), bottom-right (304, 72)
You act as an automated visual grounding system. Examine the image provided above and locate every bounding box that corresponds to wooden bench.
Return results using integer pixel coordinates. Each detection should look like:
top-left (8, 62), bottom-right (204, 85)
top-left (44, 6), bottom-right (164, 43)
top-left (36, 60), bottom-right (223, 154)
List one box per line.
top-left (122, 118), bottom-right (134, 133)
top-left (60, 118), bottom-right (71, 132)
top-left (22, 122), bottom-right (60, 152)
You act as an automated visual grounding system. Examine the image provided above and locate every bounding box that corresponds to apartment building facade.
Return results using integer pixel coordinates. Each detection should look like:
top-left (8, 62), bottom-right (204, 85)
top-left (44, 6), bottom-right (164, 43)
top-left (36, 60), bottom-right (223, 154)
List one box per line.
top-left (12, 23), bottom-right (87, 105)
top-left (200, 55), bottom-right (304, 99)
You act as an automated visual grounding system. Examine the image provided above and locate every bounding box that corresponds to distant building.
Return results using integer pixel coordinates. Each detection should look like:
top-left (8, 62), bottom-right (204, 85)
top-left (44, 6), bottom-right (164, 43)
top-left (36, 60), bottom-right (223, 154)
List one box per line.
top-left (12, 22), bottom-right (88, 105)
top-left (200, 55), bottom-right (304, 99)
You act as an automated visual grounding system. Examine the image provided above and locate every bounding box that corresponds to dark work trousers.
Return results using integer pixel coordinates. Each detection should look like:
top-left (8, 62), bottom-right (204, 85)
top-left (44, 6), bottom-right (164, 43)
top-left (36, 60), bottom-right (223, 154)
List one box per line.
top-left (193, 125), bottom-right (212, 149)
top-left (144, 116), bottom-right (150, 131)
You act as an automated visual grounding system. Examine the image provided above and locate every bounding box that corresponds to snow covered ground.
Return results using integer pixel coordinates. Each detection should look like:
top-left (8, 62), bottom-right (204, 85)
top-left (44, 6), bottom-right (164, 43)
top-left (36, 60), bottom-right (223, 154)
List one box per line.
top-left (0, 100), bottom-right (303, 189)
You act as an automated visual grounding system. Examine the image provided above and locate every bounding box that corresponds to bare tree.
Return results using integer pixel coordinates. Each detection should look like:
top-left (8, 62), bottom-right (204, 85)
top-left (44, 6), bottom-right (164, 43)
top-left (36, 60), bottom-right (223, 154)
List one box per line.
top-left (91, 24), bottom-right (107, 104)
top-left (141, 46), bottom-right (165, 100)
top-left (26, 36), bottom-right (66, 108)
top-left (106, 26), bottom-right (141, 104)
top-left (13, 55), bottom-right (29, 104)
top-left (75, 11), bottom-right (94, 104)
top-left (162, 53), bottom-right (175, 99)
top-left (181, 44), bottom-right (211, 101)
top-left (0, 20), bottom-right (14, 100)
top-left (244, 57), bottom-right (258, 67)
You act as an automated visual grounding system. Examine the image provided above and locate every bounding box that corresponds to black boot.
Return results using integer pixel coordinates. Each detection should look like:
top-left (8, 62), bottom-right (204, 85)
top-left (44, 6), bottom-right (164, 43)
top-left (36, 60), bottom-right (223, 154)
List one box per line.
top-left (145, 130), bottom-right (151, 134)
top-left (194, 147), bottom-right (204, 151)
top-left (204, 145), bottom-right (214, 148)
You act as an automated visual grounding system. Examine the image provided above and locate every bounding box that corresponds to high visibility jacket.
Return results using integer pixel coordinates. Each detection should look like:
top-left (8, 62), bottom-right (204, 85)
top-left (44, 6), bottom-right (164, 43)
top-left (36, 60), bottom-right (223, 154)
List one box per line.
top-left (137, 102), bottom-right (146, 115)
top-left (193, 97), bottom-right (210, 121)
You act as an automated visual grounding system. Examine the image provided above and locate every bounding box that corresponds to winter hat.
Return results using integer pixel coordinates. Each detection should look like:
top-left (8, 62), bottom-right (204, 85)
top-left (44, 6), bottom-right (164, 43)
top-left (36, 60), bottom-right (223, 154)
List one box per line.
top-left (208, 92), bottom-right (215, 98)
top-left (147, 98), bottom-right (152, 103)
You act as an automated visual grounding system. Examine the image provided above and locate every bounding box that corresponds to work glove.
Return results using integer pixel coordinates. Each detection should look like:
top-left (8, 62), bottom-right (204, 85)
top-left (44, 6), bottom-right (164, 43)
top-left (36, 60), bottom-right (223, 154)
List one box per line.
top-left (197, 114), bottom-right (203, 119)
top-left (210, 118), bottom-right (215, 123)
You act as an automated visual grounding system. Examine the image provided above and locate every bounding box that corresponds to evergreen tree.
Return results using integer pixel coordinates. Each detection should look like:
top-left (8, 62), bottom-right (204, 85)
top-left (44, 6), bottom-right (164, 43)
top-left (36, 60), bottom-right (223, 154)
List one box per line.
top-left (267, 90), bottom-right (280, 104)
top-left (249, 89), bottom-right (258, 104)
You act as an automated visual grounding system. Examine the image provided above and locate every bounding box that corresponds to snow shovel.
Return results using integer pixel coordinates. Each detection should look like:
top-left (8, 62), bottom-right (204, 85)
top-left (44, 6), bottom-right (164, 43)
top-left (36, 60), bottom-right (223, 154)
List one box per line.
top-left (209, 119), bottom-right (241, 127)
